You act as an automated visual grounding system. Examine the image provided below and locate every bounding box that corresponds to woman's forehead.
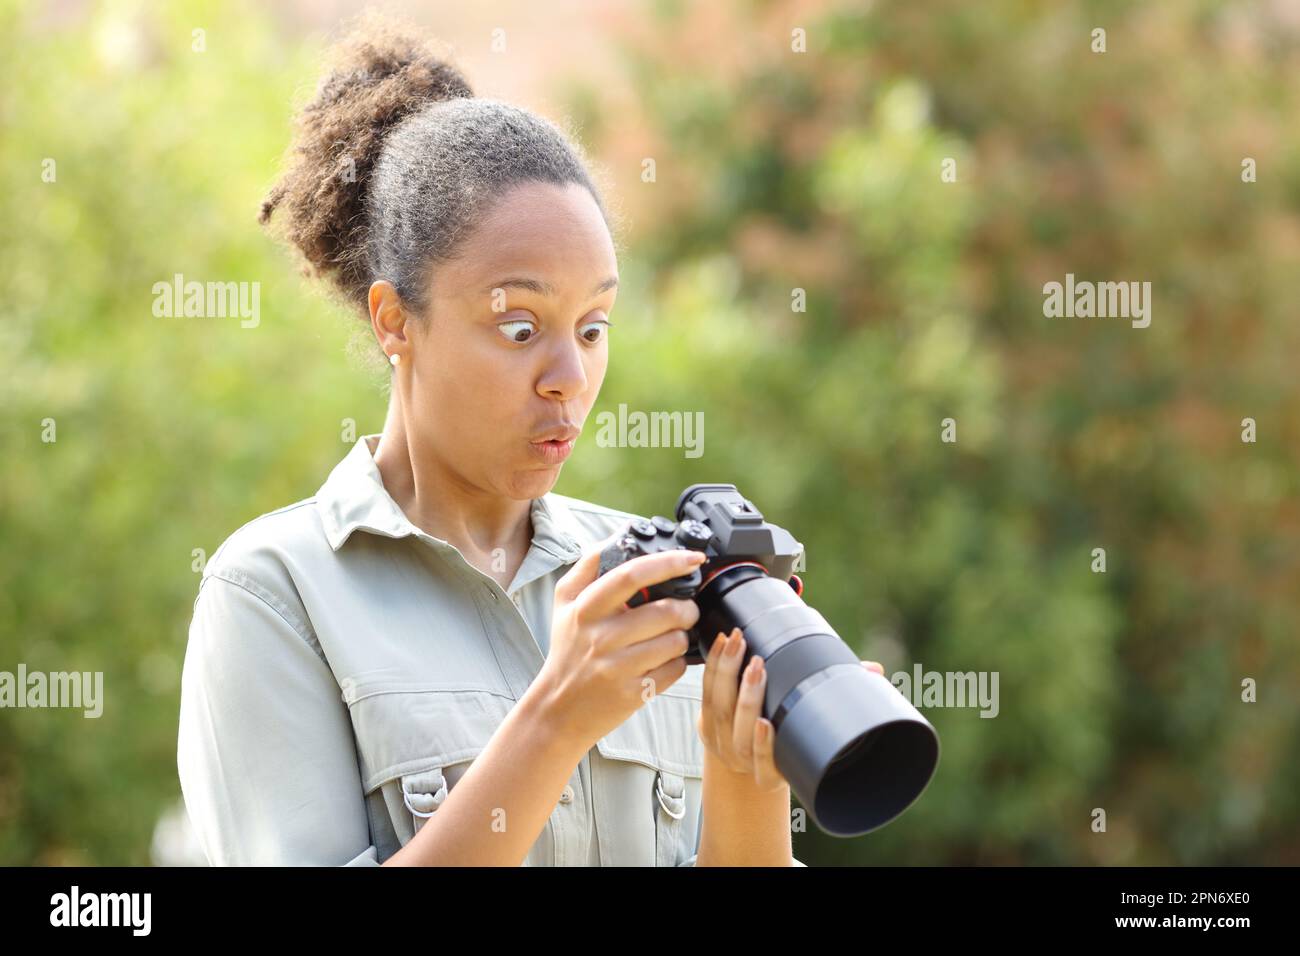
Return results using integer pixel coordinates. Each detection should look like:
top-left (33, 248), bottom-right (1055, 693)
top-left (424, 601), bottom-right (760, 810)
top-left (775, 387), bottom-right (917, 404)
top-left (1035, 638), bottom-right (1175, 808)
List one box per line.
top-left (437, 191), bottom-right (617, 300)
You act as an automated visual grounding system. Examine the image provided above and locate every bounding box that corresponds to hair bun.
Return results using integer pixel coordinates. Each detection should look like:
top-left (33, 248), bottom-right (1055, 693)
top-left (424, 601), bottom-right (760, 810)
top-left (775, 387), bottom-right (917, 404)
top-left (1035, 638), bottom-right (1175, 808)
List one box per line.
top-left (258, 15), bottom-right (472, 303)
top-left (309, 28), bottom-right (473, 122)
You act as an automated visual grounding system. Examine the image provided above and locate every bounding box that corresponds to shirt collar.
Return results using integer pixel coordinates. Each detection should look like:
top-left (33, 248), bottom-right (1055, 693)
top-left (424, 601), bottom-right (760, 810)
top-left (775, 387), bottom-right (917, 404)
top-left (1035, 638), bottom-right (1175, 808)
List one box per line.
top-left (315, 434), bottom-right (584, 564)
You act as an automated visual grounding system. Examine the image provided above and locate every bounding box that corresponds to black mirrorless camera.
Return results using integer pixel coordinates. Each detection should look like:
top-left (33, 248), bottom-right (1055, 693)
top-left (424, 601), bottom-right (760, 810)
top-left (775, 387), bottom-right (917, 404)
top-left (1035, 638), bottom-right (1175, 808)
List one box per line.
top-left (597, 483), bottom-right (940, 837)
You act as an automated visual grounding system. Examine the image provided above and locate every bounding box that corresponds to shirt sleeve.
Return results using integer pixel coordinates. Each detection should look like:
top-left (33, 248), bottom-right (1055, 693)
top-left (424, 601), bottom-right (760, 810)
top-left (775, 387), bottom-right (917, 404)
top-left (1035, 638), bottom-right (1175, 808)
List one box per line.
top-left (177, 571), bottom-right (381, 866)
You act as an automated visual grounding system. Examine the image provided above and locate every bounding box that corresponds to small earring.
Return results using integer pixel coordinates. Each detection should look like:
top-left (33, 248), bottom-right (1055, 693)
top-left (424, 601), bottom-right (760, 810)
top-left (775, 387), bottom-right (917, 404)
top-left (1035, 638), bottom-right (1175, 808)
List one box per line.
top-left (389, 352), bottom-right (401, 367)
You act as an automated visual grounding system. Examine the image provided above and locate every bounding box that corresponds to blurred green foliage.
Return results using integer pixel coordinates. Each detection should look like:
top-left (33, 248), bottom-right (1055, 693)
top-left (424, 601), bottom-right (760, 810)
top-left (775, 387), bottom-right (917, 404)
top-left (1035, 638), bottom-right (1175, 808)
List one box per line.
top-left (1, 0), bottom-right (1297, 864)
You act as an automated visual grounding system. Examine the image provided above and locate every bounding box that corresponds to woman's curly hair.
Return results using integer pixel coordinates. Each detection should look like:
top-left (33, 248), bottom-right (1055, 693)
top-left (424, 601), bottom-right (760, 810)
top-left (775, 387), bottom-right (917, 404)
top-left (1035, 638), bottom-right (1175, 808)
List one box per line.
top-left (259, 13), bottom-right (611, 324)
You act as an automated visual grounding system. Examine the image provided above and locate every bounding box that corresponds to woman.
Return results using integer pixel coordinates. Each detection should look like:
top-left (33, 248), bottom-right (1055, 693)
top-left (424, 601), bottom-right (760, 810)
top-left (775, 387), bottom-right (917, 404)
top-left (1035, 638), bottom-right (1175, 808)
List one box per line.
top-left (177, 19), bottom-right (879, 866)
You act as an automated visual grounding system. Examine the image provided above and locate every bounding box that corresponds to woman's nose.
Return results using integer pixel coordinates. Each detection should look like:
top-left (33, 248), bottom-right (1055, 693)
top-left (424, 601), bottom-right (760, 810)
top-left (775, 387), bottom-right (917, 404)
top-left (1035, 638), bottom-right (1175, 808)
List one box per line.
top-left (537, 340), bottom-right (589, 401)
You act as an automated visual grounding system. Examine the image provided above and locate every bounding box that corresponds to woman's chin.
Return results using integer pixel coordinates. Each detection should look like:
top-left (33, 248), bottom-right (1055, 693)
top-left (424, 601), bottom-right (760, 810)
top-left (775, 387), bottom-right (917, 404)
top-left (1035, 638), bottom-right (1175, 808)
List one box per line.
top-left (504, 466), bottom-right (562, 500)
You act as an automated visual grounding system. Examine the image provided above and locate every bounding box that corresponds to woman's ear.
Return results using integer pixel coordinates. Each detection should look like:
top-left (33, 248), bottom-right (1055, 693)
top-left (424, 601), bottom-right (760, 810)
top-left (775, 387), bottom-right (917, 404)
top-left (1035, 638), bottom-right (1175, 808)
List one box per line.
top-left (368, 280), bottom-right (409, 360)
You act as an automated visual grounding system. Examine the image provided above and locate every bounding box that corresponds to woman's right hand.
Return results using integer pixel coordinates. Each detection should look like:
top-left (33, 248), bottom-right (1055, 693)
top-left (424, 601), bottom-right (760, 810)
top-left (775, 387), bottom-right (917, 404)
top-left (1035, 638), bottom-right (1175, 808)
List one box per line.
top-left (532, 537), bottom-right (707, 750)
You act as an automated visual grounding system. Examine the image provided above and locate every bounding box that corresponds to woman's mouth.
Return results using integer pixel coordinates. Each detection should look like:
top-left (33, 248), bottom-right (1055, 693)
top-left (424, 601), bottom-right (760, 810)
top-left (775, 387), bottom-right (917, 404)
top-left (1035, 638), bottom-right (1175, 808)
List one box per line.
top-left (528, 437), bottom-right (575, 464)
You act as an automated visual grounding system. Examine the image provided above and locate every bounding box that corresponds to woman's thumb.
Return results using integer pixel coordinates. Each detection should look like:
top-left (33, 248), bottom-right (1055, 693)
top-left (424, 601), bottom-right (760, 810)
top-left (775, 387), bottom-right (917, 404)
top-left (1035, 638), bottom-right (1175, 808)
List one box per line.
top-left (554, 531), bottom-right (621, 602)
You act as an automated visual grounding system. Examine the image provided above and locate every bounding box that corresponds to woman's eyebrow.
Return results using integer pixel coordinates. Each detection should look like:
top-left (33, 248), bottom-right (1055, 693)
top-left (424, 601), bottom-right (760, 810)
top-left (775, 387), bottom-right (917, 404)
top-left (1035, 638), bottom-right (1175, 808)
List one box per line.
top-left (481, 276), bottom-right (619, 297)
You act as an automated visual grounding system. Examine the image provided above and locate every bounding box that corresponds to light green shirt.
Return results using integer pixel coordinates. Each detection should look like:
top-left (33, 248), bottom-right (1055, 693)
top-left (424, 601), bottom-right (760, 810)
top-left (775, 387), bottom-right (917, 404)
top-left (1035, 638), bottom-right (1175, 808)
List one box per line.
top-left (178, 434), bottom-right (806, 866)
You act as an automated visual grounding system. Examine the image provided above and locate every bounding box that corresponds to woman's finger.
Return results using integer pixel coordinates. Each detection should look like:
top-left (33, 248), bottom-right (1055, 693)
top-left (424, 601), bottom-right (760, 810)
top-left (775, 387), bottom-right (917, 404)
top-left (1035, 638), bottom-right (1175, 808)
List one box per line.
top-left (752, 718), bottom-right (784, 791)
top-left (731, 652), bottom-right (766, 770)
top-left (861, 660), bottom-right (885, 676)
top-left (697, 632), bottom-right (728, 751)
top-left (579, 549), bottom-right (707, 620)
top-left (710, 628), bottom-right (745, 754)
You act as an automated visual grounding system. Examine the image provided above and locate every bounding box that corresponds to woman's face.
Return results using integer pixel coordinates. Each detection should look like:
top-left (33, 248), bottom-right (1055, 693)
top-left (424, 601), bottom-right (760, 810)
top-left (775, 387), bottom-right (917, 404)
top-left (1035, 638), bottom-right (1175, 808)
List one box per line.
top-left (401, 180), bottom-right (618, 501)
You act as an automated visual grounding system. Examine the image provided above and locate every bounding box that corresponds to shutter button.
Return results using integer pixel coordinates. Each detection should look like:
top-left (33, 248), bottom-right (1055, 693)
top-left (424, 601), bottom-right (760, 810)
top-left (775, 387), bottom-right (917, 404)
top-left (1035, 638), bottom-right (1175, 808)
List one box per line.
top-left (559, 785), bottom-right (574, 804)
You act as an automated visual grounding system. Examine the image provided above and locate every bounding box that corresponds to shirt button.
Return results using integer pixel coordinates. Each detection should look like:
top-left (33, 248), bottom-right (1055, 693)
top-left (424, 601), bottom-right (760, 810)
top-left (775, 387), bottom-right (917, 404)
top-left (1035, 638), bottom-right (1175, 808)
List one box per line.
top-left (511, 592), bottom-right (521, 606)
top-left (559, 785), bottom-right (574, 804)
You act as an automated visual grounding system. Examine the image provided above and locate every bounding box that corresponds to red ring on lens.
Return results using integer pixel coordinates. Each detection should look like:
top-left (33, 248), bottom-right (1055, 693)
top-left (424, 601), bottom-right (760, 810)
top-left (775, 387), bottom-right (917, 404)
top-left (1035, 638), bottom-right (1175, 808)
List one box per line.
top-left (700, 560), bottom-right (768, 590)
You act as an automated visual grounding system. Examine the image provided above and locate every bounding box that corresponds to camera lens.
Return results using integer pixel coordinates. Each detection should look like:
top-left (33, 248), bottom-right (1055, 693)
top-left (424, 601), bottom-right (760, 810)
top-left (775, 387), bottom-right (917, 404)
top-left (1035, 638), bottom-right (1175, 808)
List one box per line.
top-left (692, 568), bottom-right (939, 836)
top-left (826, 728), bottom-right (879, 771)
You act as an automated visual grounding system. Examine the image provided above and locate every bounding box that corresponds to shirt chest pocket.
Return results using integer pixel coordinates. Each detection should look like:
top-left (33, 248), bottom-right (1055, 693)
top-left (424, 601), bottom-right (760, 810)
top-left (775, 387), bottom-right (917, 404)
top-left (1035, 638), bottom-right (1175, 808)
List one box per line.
top-left (343, 672), bottom-right (707, 865)
top-left (343, 683), bottom-right (513, 849)
top-left (590, 668), bottom-right (707, 867)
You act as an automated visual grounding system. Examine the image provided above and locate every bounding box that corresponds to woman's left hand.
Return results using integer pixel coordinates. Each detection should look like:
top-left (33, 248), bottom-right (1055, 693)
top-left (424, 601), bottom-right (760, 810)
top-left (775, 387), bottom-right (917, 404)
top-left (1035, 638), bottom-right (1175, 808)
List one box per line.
top-left (697, 626), bottom-right (885, 792)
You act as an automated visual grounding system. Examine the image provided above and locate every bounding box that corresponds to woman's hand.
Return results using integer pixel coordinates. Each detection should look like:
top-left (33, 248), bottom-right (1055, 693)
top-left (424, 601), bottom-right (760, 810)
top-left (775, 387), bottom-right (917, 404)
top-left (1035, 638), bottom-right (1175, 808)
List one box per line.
top-left (535, 538), bottom-right (708, 751)
top-left (697, 627), bottom-right (886, 792)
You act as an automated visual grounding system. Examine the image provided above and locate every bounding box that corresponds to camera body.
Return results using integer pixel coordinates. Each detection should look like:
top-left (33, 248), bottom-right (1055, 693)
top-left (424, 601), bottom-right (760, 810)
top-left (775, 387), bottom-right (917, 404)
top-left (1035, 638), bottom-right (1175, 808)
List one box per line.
top-left (597, 484), bottom-right (804, 665)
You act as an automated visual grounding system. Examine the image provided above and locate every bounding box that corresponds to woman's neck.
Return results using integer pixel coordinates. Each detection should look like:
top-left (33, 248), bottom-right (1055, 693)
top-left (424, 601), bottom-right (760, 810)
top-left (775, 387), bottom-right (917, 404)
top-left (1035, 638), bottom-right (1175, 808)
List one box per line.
top-left (371, 399), bottom-right (532, 587)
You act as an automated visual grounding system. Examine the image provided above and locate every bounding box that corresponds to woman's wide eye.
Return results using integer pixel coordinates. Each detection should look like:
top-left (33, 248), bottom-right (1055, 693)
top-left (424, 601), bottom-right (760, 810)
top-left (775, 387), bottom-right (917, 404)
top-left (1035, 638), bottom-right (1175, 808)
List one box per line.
top-left (496, 317), bottom-right (538, 343)
top-left (578, 317), bottom-right (611, 344)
